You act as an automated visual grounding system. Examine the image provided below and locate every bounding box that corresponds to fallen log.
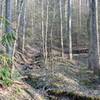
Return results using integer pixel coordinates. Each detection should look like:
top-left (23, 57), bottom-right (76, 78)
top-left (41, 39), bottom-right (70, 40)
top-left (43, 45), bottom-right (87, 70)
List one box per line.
top-left (52, 47), bottom-right (89, 54)
top-left (47, 90), bottom-right (100, 100)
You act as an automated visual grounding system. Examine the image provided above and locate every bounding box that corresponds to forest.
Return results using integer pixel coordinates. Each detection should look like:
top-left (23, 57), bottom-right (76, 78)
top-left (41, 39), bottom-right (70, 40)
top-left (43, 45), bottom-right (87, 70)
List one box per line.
top-left (0, 0), bottom-right (100, 100)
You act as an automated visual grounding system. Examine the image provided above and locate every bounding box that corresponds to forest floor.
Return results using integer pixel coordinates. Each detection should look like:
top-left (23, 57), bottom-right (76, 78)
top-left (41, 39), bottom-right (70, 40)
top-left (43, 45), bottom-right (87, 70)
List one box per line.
top-left (0, 47), bottom-right (100, 100)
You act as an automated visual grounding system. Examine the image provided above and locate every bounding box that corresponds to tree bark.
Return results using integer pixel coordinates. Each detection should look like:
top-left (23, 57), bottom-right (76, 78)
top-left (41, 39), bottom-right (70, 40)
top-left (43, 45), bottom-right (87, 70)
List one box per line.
top-left (5, 0), bottom-right (13, 57)
top-left (22, 0), bottom-right (27, 52)
top-left (41, 0), bottom-right (45, 59)
top-left (67, 0), bottom-right (73, 60)
top-left (88, 0), bottom-right (100, 73)
top-left (11, 0), bottom-right (24, 77)
top-left (59, 0), bottom-right (64, 58)
top-left (45, 0), bottom-right (49, 66)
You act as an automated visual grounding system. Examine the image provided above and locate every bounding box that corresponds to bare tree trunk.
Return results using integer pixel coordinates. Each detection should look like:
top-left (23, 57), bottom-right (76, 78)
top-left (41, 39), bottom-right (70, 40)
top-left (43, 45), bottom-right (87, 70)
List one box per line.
top-left (45, 0), bottom-right (49, 66)
top-left (88, 0), bottom-right (100, 73)
top-left (67, 0), bottom-right (73, 60)
top-left (22, 0), bottom-right (27, 52)
top-left (0, 0), bottom-right (5, 36)
top-left (59, 0), bottom-right (64, 59)
top-left (65, 0), bottom-right (69, 59)
top-left (41, 0), bottom-right (45, 59)
top-left (5, 0), bottom-right (13, 57)
top-left (86, 0), bottom-right (89, 8)
top-left (32, 0), bottom-right (35, 34)
top-left (11, 0), bottom-right (24, 77)
top-left (79, 0), bottom-right (81, 35)
top-left (50, 0), bottom-right (56, 75)
top-left (77, 0), bottom-right (82, 65)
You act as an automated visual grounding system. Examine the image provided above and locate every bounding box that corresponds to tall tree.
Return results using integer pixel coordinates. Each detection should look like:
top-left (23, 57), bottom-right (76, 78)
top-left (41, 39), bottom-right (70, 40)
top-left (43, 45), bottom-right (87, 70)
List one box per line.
top-left (22, 0), bottom-right (27, 52)
top-left (41, 0), bottom-right (45, 59)
top-left (12, 0), bottom-right (24, 76)
top-left (67, 0), bottom-right (73, 60)
top-left (0, 0), bottom-right (5, 36)
top-left (88, 0), bottom-right (100, 73)
top-left (5, 0), bottom-right (13, 57)
top-left (79, 0), bottom-right (82, 33)
top-left (50, 0), bottom-right (56, 74)
top-left (45, 0), bottom-right (49, 66)
top-left (59, 0), bottom-right (64, 58)
top-left (32, 0), bottom-right (35, 35)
